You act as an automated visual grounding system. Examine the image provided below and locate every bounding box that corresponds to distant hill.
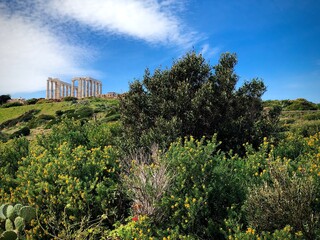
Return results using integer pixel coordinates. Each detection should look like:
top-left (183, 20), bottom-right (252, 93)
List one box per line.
top-left (263, 98), bottom-right (320, 111)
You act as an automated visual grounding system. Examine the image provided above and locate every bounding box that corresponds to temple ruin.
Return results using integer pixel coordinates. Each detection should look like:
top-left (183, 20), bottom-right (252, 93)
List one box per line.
top-left (46, 77), bottom-right (102, 99)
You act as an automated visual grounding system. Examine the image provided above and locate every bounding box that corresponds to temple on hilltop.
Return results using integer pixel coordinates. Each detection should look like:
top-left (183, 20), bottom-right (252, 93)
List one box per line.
top-left (46, 77), bottom-right (102, 99)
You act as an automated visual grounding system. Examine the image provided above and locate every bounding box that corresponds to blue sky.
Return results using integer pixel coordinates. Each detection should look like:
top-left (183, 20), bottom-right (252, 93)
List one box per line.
top-left (0, 0), bottom-right (319, 102)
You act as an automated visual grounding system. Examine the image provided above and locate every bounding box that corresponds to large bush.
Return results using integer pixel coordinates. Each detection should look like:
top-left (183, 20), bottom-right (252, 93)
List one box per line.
top-left (1, 101), bottom-right (23, 108)
top-left (0, 95), bottom-right (11, 105)
top-left (120, 51), bottom-right (280, 153)
top-left (26, 98), bottom-right (38, 105)
top-left (37, 118), bottom-right (122, 155)
top-left (244, 160), bottom-right (318, 239)
top-left (8, 143), bottom-right (125, 239)
top-left (114, 137), bottom-right (249, 239)
top-left (10, 126), bottom-right (30, 139)
top-left (0, 137), bottom-right (29, 193)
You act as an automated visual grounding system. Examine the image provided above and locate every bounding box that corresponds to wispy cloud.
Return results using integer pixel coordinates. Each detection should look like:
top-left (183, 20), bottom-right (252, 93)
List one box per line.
top-left (0, 3), bottom-right (96, 95)
top-left (200, 43), bottom-right (220, 58)
top-left (46, 0), bottom-right (196, 47)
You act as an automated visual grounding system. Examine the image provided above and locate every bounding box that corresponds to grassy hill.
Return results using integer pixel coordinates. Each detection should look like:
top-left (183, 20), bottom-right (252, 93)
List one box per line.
top-left (0, 97), bottom-right (120, 141)
top-left (263, 98), bottom-right (320, 136)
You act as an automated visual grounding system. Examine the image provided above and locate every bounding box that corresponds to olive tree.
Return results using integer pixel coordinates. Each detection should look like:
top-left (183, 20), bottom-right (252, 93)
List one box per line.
top-left (120, 51), bottom-right (279, 152)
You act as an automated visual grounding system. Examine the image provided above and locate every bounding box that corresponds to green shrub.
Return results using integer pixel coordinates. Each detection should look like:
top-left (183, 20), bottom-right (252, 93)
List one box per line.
top-left (273, 133), bottom-right (310, 160)
top-left (1, 102), bottom-right (23, 108)
top-left (0, 95), bottom-right (11, 105)
top-left (85, 121), bottom-right (122, 149)
top-left (161, 136), bottom-right (247, 238)
top-left (27, 114), bottom-right (56, 129)
top-left (37, 114), bottom-right (55, 120)
top-left (74, 106), bottom-right (93, 119)
top-left (0, 137), bottom-right (29, 194)
top-left (59, 109), bottom-right (75, 118)
top-left (9, 143), bottom-right (125, 239)
top-left (62, 96), bottom-right (77, 102)
top-left (280, 118), bottom-right (295, 124)
top-left (37, 119), bottom-right (88, 155)
top-left (104, 113), bottom-right (120, 122)
top-left (303, 112), bottom-right (320, 121)
top-left (37, 118), bottom-right (122, 156)
top-left (55, 110), bottom-right (63, 117)
top-left (112, 136), bottom-right (250, 239)
top-left (244, 160), bottom-right (318, 239)
top-left (35, 98), bottom-right (53, 104)
top-left (10, 127), bottom-right (30, 138)
top-left (58, 107), bottom-right (94, 120)
top-left (0, 131), bottom-right (9, 142)
top-left (26, 98), bottom-right (38, 105)
top-left (291, 120), bottom-right (320, 137)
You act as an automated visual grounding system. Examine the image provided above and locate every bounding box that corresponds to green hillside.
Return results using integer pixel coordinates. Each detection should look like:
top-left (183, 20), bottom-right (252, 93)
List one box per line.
top-left (0, 97), bottom-right (119, 141)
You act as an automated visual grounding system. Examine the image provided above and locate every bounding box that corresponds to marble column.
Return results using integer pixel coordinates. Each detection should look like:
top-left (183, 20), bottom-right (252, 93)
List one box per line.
top-left (79, 79), bottom-right (83, 98)
top-left (46, 80), bottom-right (49, 99)
top-left (62, 84), bottom-right (65, 98)
top-left (71, 80), bottom-right (74, 97)
top-left (50, 81), bottom-right (53, 99)
top-left (86, 80), bottom-right (89, 97)
top-left (90, 80), bottom-right (93, 97)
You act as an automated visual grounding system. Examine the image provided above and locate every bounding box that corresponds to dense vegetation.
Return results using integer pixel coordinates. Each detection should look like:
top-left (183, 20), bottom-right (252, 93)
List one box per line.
top-left (0, 52), bottom-right (320, 239)
top-left (120, 52), bottom-right (279, 153)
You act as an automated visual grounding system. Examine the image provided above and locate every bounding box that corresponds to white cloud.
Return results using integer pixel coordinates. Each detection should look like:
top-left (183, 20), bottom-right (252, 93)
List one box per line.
top-left (0, 0), bottom-right (198, 95)
top-left (46, 0), bottom-right (195, 46)
top-left (200, 43), bottom-right (220, 58)
top-left (0, 9), bottom-right (93, 95)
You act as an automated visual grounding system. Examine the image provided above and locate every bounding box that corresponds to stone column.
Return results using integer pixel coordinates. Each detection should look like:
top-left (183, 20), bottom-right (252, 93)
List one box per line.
top-left (86, 80), bottom-right (89, 97)
top-left (53, 82), bottom-right (56, 99)
top-left (62, 84), bottom-right (65, 98)
top-left (90, 80), bottom-right (93, 97)
top-left (79, 79), bottom-right (82, 98)
top-left (83, 81), bottom-right (85, 97)
top-left (100, 83), bottom-right (102, 96)
top-left (46, 79), bottom-right (49, 99)
top-left (55, 82), bottom-right (58, 98)
top-left (49, 79), bottom-right (52, 99)
top-left (81, 79), bottom-right (84, 98)
top-left (71, 80), bottom-right (74, 97)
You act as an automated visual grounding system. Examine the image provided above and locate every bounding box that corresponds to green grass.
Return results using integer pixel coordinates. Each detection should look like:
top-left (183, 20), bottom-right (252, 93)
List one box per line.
top-left (0, 102), bottom-right (75, 124)
top-left (0, 98), bottom-right (119, 124)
